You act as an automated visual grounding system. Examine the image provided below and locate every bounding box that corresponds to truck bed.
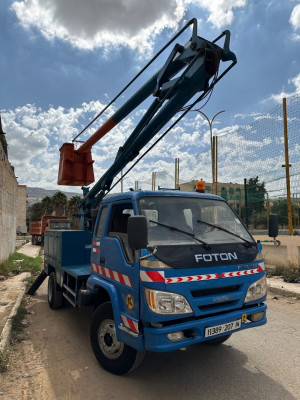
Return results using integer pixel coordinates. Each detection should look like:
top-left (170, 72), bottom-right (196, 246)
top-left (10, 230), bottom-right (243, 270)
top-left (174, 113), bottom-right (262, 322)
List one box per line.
top-left (62, 264), bottom-right (91, 278)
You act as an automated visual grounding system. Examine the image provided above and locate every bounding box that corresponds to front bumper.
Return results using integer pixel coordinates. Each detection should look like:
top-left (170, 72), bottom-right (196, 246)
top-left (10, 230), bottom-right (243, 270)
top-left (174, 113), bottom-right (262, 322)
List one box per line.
top-left (143, 303), bottom-right (266, 352)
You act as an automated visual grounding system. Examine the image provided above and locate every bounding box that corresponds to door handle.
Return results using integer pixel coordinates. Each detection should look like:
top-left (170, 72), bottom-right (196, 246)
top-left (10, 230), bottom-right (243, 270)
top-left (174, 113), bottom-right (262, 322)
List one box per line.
top-left (100, 257), bottom-right (105, 266)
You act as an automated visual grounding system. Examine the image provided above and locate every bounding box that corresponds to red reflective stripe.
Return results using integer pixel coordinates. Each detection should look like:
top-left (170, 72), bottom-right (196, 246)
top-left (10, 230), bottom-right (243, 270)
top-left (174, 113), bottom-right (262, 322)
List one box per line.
top-left (127, 318), bottom-right (137, 332)
top-left (109, 269), bottom-right (114, 280)
top-left (118, 272), bottom-right (125, 285)
top-left (146, 271), bottom-right (165, 282)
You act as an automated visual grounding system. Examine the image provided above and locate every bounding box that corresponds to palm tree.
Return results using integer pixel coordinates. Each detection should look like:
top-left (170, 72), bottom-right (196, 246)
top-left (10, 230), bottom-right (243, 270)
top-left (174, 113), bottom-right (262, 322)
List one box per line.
top-left (66, 195), bottom-right (82, 229)
top-left (51, 191), bottom-right (67, 216)
top-left (41, 196), bottom-right (53, 215)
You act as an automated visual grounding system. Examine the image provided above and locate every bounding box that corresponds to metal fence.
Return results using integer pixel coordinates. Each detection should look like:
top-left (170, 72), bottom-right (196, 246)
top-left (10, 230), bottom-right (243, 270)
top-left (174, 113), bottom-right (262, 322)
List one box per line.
top-left (215, 95), bottom-right (300, 230)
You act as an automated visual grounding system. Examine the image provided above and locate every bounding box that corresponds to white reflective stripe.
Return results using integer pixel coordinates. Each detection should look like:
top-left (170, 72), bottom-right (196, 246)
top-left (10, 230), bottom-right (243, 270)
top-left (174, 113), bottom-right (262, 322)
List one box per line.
top-left (113, 270), bottom-right (120, 282)
top-left (139, 270), bottom-right (165, 282)
top-left (165, 266), bottom-right (263, 284)
top-left (259, 262), bottom-right (265, 270)
top-left (121, 315), bottom-right (139, 333)
top-left (104, 267), bottom-right (110, 277)
top-left (139, 271), bottom-right (153, 282)
top-left (123, 275), bottom-right (132, 287)
top-left (166, 273), bottom-right (219, 284)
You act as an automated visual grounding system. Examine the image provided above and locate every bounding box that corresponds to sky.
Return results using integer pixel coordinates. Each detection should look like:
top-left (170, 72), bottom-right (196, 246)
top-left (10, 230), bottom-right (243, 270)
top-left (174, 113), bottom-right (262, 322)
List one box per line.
top-left (1, 0), bottom-right (300, 195)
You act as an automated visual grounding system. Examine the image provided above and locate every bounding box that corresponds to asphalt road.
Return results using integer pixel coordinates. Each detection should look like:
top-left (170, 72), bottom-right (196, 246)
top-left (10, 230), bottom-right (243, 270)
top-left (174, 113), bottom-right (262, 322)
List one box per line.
top-left (1, 281), bottom-right (300, 400)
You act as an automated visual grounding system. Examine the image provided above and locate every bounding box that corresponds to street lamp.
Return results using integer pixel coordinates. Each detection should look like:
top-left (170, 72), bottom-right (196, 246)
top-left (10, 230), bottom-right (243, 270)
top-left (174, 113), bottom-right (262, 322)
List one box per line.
top-left (193, 109), bottom-right (225, 194)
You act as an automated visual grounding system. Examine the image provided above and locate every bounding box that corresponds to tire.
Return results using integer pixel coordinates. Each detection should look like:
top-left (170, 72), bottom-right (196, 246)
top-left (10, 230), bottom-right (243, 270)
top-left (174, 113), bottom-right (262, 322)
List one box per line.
top-left (204, 334), bottom-right (232, 345)
top-left (48, 272), bottom-right (63, 309)
top-left (90, 302), bottom-right (145, 375)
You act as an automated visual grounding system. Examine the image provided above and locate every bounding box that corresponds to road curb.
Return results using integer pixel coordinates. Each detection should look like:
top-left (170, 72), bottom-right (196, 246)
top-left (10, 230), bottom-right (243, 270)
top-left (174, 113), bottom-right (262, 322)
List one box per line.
top-left (267, 284), bottom-right (300, 298)
top-left (0, 273), bottom-right (30, 353)
top-left (267, 276), bottom-right (300, 298)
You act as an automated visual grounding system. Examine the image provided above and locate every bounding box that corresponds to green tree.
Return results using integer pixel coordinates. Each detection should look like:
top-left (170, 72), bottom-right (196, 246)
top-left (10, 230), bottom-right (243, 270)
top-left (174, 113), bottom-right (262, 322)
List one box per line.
top-left (66, 195), bottom-right (82, 228)
top-left (241, 176), bottom-right (267, 228)
top-left (51, 191), bottom-right (67, 216)
top-left (246, 176), bottom-right (266, 214)
top-left (41, 196), bottom-right (53, 215)
top-left (271, 199), bottom-right (288, 228)
top-left (30, 202), bottom-right (44, 221)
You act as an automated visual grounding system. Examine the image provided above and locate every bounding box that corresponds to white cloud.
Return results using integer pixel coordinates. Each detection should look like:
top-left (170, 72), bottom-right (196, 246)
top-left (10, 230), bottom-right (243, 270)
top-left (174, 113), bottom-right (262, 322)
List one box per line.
top-left (290, 4), bottom-right (300, 30)
top-left (11, 0), bottom-right (246, 54)
top-left (290, 3), bottom-right (300, 41)
top-left (3, 97), bottom-right (289, 195)
top-left (185, 0), bottom-right (246, 29)
top-left (263, 72), bottom-right (300, 104)
top-left (3, 100), bottom-right (213, 191)
top-left (11, 0), bottom-right (185, 53)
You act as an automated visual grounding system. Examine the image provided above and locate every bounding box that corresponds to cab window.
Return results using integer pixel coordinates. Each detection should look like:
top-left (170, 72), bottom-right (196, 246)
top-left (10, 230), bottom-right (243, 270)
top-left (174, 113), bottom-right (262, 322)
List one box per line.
top-left (96, 206), bottom-right (108, 237)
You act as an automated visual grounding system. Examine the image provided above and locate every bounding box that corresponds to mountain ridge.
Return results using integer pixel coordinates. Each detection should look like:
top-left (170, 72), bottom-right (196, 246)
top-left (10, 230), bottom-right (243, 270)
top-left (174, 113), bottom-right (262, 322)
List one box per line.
top-left (27, 186), bottom-right (81, 206)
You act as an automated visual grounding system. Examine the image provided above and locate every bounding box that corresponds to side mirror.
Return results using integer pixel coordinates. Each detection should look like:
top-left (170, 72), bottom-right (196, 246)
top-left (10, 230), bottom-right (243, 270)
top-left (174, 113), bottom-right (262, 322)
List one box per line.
top-left (268, 214), bottom-right (278, 238)
top-left (128, 215), bottom-right (148, 249)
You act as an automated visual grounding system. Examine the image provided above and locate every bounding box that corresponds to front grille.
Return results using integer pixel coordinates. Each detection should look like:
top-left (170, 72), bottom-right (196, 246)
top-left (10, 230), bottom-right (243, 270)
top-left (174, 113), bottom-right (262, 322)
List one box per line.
top-left (199, 300), bottom-right (237, 312)
top-left (191, 284), bottom-right (240, 298)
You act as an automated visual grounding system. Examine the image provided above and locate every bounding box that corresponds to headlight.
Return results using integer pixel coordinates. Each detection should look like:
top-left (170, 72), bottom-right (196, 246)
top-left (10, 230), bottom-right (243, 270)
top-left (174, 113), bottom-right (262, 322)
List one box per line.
top-left (244, 275), bottom-right (267, 303)
top-left (145, 288), bottom-right (192, 314)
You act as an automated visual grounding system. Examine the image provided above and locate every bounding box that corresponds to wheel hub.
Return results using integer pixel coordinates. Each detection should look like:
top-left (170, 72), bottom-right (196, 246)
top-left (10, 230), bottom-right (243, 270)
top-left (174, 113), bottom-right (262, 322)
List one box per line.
top-left (98, 319), bottom-right (124, 359)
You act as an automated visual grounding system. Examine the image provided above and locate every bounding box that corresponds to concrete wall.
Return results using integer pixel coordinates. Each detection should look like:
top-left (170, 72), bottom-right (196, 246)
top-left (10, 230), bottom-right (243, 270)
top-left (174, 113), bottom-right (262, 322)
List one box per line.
top-left (0, 140), bottom-right (17, 263)
top-left (16, 185), bottom-right (27, 233)
top-left (253, 235), bottom-right (300, 266)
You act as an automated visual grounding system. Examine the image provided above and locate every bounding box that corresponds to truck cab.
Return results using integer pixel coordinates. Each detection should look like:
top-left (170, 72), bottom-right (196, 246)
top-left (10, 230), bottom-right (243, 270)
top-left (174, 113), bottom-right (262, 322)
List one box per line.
top-left (86, 190), bottom-right (267, 374)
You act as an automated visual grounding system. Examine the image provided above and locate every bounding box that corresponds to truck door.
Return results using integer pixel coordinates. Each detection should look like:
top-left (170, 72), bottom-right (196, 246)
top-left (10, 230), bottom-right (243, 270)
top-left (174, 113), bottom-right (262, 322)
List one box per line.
top-left (91, 201), bottom-right (140, 334)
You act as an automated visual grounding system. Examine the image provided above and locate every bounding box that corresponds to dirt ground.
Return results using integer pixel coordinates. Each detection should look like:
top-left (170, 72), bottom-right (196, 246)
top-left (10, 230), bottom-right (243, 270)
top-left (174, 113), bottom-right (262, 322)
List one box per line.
top-left (0, 244), bottom-right (40, 344)
top-left (1, 243), bottom-right (299, 399)
top-left (1, 284), bottom-right (299, 400)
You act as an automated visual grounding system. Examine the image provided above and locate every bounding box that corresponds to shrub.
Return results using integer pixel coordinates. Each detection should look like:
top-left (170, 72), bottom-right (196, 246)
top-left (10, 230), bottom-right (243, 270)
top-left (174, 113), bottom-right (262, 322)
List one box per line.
top-left (0, 252), bottom-right (42, 277)
top-left (267, 263), bottom-right (300, 282)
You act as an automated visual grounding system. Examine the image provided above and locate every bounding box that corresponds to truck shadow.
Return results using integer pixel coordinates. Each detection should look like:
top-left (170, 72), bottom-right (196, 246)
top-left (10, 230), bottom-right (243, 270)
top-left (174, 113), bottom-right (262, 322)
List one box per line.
top-left (129, 344), bottom-right (296, 400)
top-left (125, 340), bottom-right (296, 400)
top-left (30, 291), bottom-right (297, 400)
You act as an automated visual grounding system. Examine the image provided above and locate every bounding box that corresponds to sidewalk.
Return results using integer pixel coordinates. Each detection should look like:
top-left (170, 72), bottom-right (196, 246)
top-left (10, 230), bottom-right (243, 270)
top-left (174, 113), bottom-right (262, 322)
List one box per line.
top-left (0, 243), bottom-right (40, 352)
top-left (267, 276), bottom-right (300, 297)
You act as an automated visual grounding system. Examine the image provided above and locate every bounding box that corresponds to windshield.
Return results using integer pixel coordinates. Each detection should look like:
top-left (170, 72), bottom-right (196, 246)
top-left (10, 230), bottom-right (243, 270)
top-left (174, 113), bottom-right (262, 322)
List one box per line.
top-left (49, 220), bottom-right (70, 230)
top-left (138, 196), bottom-right (253, 247)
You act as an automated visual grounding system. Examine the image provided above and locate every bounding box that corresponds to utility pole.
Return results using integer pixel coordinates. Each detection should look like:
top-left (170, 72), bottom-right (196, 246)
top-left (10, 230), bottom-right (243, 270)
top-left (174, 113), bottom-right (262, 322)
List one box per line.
top-left (192, 109), bottom-right (225, 194)
top-left (175, 158), bottom-right (180, 189)
top-left (120, 170), bottom-right (123, 193)
top-left (244, 178), bottom-right (249, 228)
top-left (152, 172), bottom-right (156, 191)
top-left (282, 97), bottom-right (293, 235)
top-left (213, 136), bottom-right (218, 195)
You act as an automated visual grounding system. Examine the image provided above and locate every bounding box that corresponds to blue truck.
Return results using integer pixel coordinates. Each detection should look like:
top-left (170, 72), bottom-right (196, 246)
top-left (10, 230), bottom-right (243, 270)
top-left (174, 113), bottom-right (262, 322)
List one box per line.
top-left (28, 19), bottom-right (278, 375)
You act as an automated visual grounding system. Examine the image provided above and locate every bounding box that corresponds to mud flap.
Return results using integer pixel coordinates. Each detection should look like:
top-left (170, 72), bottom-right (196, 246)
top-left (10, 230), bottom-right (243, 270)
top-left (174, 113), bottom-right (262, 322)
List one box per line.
top-left (26, 270), bottom-right (48, 295)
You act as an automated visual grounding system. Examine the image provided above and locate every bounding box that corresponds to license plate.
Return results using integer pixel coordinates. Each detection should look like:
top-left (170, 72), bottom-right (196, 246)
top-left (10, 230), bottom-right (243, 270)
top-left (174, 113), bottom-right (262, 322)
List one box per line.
top-left (205, 319), bottom-right (241, 337)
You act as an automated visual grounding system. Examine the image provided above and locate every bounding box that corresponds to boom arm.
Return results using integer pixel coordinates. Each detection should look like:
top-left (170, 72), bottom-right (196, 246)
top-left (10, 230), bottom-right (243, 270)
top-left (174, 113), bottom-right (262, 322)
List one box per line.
top-left (57, 19), bottom-right (237, 227)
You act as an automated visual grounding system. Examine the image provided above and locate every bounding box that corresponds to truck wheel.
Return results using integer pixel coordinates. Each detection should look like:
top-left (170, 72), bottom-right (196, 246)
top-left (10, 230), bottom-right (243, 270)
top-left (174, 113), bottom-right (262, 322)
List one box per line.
top-left (48, 272), bottom-right (63, 309)
top-left (90, 302), bottom-right (145, 375)
top-left (204, 334), bottom-right (232, 345)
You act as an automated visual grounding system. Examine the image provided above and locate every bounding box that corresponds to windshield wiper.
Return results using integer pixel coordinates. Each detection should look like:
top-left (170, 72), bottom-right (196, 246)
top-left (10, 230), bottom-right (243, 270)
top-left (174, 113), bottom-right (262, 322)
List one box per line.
top-left (149, 220), bottom-right (212, 250)
top-left (196, 219), bottom-right (255, 247)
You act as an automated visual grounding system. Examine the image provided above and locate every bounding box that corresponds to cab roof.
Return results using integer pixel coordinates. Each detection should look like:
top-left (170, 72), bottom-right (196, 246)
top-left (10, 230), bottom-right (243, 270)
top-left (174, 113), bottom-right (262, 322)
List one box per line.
top-left (101, 190), bottom-right (223, 204)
